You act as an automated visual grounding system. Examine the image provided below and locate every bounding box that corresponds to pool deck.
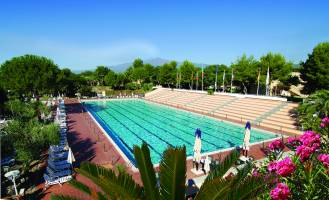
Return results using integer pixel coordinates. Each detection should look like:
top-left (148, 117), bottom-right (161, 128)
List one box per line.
top-left (42, 98), bottom-right (289, 199)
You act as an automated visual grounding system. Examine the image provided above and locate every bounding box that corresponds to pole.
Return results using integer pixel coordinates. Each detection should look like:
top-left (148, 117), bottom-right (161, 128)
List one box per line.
top-left (196, 71), bottom-right (199, 91)
top-left (230, 68), bottom-right (234, 93)
top-left (215, 65), bottom-right (218, 92)
top-left (191, 72), bottom-right (193, 90)
top-left (222, 70), bottom-right (225, 93)
top-left (13, 177), bottom-right (18, 196)
top-left (176, 71), bottom-right (178, 89)
top-left (179, 72), bottom-right (181, 89)
top-left (266, 66), bottom-right (270, 96)
top-left (201, 65), bottom-right (204, 92)
top-left (257, 67), bottom-right (260, 96)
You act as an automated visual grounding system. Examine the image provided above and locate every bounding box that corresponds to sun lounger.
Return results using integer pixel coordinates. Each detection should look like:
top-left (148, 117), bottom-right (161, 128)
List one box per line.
top-left (47, 160), bottom-right (71, 170)
top-left (49, 151), bottom-right (68, 159)
top-left (44, 173), bottom-right (72, 186)
top-left (49, 145), bottom-right (67, 153)
top-left (48, 158), bottom-right (69, 165)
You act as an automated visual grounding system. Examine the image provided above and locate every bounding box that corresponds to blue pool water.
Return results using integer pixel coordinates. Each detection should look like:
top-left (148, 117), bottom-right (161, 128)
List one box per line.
top-left (84, 99), bottom-right (278, 165)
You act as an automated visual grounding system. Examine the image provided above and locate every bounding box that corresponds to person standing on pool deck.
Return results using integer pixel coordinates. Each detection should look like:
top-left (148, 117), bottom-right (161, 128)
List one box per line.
top-left (242, 121), bottom-right (251, 157)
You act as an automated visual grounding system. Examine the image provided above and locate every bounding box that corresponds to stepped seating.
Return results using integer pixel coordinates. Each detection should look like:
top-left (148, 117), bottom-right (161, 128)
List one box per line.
top-left (186, 95), bottom-right (235, 113)
top-left (145, 89), bottom-right (302, 135)
top-left (260, 103), bottom-right (299, 134)
top-left (146, 90), bottom-right (175, 101)
top-left (212, 98), bottom-right (281, 122)
top-left (166, 92), bottom-right (205, 106)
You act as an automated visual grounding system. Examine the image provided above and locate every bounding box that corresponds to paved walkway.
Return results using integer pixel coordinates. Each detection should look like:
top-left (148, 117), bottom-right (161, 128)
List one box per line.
top-left (41, 98), bottom-right (283, 199)
top-left (41, 99), bottom-right (140, 199)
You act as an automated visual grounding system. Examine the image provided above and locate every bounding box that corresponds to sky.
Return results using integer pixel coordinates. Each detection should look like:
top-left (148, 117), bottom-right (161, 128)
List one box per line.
top-left (1, 0), bottom-right (328, 70)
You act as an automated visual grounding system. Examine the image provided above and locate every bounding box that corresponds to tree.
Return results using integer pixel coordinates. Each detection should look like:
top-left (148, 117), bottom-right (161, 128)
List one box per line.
top-left (0, 86), bottom-right (8, 116)
top-left (159, 61), bottom-right (177, 87)
top-left (297, 90), bottom-right (329, 132)
top-left (132, 58), bottom-right (144, 68)
top-left (52, 144), bottom-right (265, 200)
top-left (203, 64), bottom-right (229, 91)
top-left (104, 69), bottom-right (117, 88)
top-left (56, 68), bottom-right (77, 96)
top-left (0, 55), bottom-right (59, 96)
top-left (95, 66), bottom-right (109, 86)
top-left (143, 63), bottom-right (155, 83)
top-left (260, 52), bottom-right (293, 83)
top-left (79, 70), bottom-right (97, 86)
top-left (231, 55), bottom-right (259, 93)
top-left (300, 42), bottom-right (329, 94)
top-left (179, 61), bottom-right (196, 89)
top-left (2, 100), bottom-right (60, 168)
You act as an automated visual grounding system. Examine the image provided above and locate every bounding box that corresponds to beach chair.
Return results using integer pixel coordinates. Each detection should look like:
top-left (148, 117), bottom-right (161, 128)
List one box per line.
top-left (44, 173), bottom-right (72, 186)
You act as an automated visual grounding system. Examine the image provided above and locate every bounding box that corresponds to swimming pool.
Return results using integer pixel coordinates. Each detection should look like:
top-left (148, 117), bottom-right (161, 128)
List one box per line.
top-left (84, 99), bottom-right (278, 165)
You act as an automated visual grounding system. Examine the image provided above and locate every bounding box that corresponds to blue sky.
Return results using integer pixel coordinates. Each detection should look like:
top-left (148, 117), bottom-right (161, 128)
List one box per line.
top-left (1, 0), bottom-right (328, 70)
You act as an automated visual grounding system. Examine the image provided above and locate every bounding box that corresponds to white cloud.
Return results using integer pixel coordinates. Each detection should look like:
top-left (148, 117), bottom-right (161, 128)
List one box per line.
top-left (0, 36), bottom-right (159, 69)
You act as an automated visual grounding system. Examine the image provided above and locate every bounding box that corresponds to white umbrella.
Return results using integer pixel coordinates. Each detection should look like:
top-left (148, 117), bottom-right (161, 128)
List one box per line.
top-left (204, 155), bottom-right (211, 173)
top-left (193, 128), bottom-right (202, 163)
top-left (67, 147), bottom-right (75, 164)
top-left (193, 137), bottom-right (201, 162)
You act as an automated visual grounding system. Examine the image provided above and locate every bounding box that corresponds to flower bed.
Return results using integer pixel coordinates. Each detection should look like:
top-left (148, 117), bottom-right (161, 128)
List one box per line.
top-left (254, 116), bottom-right (329, 199)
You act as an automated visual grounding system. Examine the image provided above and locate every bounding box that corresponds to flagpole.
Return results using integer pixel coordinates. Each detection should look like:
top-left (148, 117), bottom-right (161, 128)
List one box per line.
top-left (195, 71), bottom-right (199, 90)
top-left (191, 72), bottom-right (194, 90)
top-left (215, 65), bottom-right (218, 92)
top-left (222, 70), bottom-right (225, 93)
top-left (266, 66), bottom-right (270, 96)
top-left (176, 71), bottom-right (179, 89)
top-left (201, 65), bottom-right (204, 92)
top-left (230, 68), bottom-right (233, 93)
top-left (257, 67), bottom-right (260, 96)
top-left (179, 72), bottom-right (181, 89)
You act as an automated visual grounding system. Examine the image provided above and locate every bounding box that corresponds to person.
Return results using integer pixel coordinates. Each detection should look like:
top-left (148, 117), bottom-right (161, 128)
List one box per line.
top-left (242, 121), bottom-right (251, 157)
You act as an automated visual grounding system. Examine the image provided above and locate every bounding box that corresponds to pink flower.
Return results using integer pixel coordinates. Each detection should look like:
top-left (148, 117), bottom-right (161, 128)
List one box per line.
top-left (296, 145), bottom-right (313, 162)
top-left (320, 117), bottom-right (329, 128)
top-left (318, 154), bottom-right (329, 167)
top-left (287, 136), bottom-right (298, 144)
top-left (299, 131), bottom-right (320, 147)
top-left (269, 139), bottom-right (284, 151)
top-left (252, 168), bottom-right (260, 177)
top-left (276, 157), bottom-right (296, 177)
top-left (270, 183), bottom-right (291, 200)
top-left (286, 137), bottom-right (301, 149)
top-left (268, 161), bottom-right (277, 172)
top-left (296, 131), bottom-right (321, 162)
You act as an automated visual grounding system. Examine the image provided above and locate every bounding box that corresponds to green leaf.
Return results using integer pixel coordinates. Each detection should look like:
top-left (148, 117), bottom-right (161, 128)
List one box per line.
top-left (204, 150), bottom-right (240, 182)
top-left (194, 177), bottom-right (232, 200)
top-left (133, 142), bottom-right (160, 200)
top-left (77, 162), bottom-right (143, 200)
top-left (159, 146), bottom-right (186, 200)
top-left (97, 192), bottom-right (107, 200)
top-left (69, 179), bottom-right (92, 196)
top-left (50, 195), bottom-right (80, 200)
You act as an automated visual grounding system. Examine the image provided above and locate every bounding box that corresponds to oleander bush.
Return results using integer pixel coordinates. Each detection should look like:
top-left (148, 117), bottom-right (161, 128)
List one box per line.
top-left (254, 116), bottom-right (329, 200)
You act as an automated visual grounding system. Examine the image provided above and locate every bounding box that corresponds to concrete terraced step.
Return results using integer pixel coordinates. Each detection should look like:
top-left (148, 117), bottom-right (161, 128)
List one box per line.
top-left (225, 103), bottom-right (280, 110)
top-left (218, 108), bottom-right (266, 116)
top-left (262, 118), bottom-right (297, 126)
top-left (269, 114), bottom-right (296, 120)
top-left (213, 111), bottom-right (258, 121)
top-left (260, 120), bottom-right (297, 129)
top-left (217, 105), bottom-right (274, 114)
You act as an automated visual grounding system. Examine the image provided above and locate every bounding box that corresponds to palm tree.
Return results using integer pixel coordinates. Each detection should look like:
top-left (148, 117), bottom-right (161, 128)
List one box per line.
top-left (298, 89), bottom-right (329, 131)
top-left (51, 143), bottom-right (266, 200)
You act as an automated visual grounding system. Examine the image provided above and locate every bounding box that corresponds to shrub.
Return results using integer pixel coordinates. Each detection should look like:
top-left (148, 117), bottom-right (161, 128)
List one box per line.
top-left (255, 120), bottom-right (329, 199)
